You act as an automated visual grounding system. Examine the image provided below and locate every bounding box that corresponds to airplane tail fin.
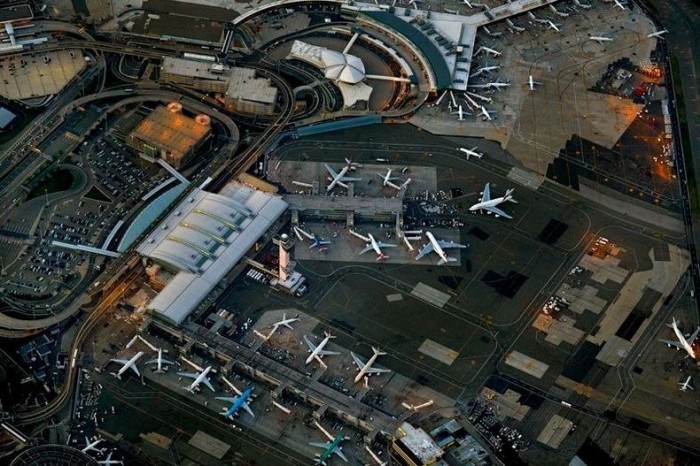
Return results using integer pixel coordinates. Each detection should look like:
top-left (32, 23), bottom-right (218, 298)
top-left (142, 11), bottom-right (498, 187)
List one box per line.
top-left (376, 254), bottom-right (388, 261)
top-left (372, 347), bottom-right (387, 356)
top-left (324, 331), bottom-right (336, 339)
top-left (505, 189), bottom-right (517, 203)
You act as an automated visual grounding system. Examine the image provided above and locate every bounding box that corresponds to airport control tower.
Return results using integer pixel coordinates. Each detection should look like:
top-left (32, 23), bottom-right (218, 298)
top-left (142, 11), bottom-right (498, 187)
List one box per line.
top-left (272, 233), bottom-right (307, 296)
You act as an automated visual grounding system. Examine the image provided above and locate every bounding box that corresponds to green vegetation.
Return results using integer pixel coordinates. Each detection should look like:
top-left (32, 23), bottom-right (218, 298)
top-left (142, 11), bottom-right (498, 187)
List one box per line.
top-left (26, 167), bottom-right (83, 201)
top-left (83, 186), bottom-right (111, 202)
top-left (669, 55), bottom-right (699, 212)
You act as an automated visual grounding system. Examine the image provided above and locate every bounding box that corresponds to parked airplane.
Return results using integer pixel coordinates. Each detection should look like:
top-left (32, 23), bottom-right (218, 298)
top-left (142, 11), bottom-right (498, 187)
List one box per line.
top-left (589, 36), bottom-right (613, 45)
top-left (469, 182), bottom-right (516, 219)
top-left (255, 312), bottom-right (299, 341)
top-left (462, 0), bottom-right (473, 7)
top-left (647, 30), bottom-right (668, 39)
top-left (310, 423), bottom-right (348, 465)
top-left (459, 146), bottom-right (483, 160)
top-left (451, 105), bottom-right (470, 121)
top-left (98, 452), bottom-right (123, 465)
top-left (415, 231), bottom-right (468, 265)
top-left (488, 81), bottom-right (510, 91)
top-left (526, 75), bottom-right (542, 91)
top-left (679, 376), bottom-right (693, 392)
top-left (549, 4), bottom-right (569, 17)
top-left (479, 106), bottom-right (495, 121)
top-left (612, 0), bottom-right (627, 10)
top-left (305, 332), bottom-right (341, 367)
top-left (351, 347), bottom-right (391, 384)
top-left (476, 46), bottom-right (501, 57)
top-left (217, 386), bottom-right (255, 419)
top-left (145, 348), bottom-right (175, 374)
top-left (573, 0), bottom-right (592, 9)
top-left (179, 365), bottom-right (215, 392)
top-left (325, 159), bottom-right (361, 192)
top-left (349, 230), bottom-right (397, 261)
top-left (548, 21), bottom-right (561, 33)
top-left (377, 168), bottom-right (412, 191)
top-left (506, 19), bottom-right (525, 32)
top-left (294, 226), bottom-right (331, 249)
top-left (109, 351), bottom-right (144, 380)
top-left (528, 11), bottom-right (548, 24)
top-left (659, 317), bottom-right (699, 359)
top-left (82, 437), bottom-right (103, 454)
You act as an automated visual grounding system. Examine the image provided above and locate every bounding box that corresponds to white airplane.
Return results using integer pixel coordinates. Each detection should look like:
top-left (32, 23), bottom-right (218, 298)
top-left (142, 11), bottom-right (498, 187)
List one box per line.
top-left (179, 365), bottom-right (215, 393)
top-left (257, 312), bottom-right (300, 340)
top-left (527, 11), bottom-right (548, 24)
top-left (647, 30), bottom-right (668, 39)
top-left (506, 19), bottom-right (525, 33)
top-left (304, 332), bottom-right (341, 367)
top-left (351, 347), bottom-right (391, 384)
top-left (573, 0), bottom-right (592, 9)
top-left (549, 4), bottom-right (569, 17)
top-left (377, 168), bottom-right (411, 191)
top-left (526, 75), bottom-right (542, 91)
top-left (479, 106), bottom-right (494, 121)
top-left (548, 21), bottom-right (561, 33)
top-left (145, 348), bottom-right (175, 374)
top-left (459, 146), bottom-right (483, 160)
top-left (110, 351), bottom-right (144, 380)
top-left (476, 46), bottom-right (501, 57)
top-left (98, 452), bottom-right (123, 465)
top-left (466, 91), bottom-right (491, 104)
top-left (451, 105), bottom-right (469, 121)
top-left (482, 26), bottom-right (502, 38)
top-left (659, 317), bottom-right (699, 359)
top-left (612, 0), bottom-right (627, 10)
top-left (325, 159), bottom-right (361, 192)
top-left (415, 231), bottom-right (468, 265)
top-left (589, 36), bottom-right (613, 45)
top-left (488, 81), bottom-right (510, 90)
top-left (462, 0), bottom-right (473, 7)
top-left (294, 226), bottom-right (331, 249)
top-left (679, 376), bottom-right (693, 392)
top-left (349, 230), bottom-right (397, 261)
top-left (469, 182), bottom-right (516, 219)
top-left (82, 437), bottom-right (103, 453)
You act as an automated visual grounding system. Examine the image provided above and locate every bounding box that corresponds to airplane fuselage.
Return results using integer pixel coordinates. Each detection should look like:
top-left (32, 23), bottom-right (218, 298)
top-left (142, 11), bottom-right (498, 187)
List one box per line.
top-left (426, 232), bottom-right (449, 263)
top-left (187, 366), bottom-right (212, 392)
top-left (306, 334), bottom-right (333, 364)
top-left (368, 234), bottom-right (383, 257)
top-left (672, 320), bottom-right (699, 359)
top-left (224, 388), bottom-right (252, 418)
top-left (354, 353), bottom-right (381, 383)
top-left (470, 196), bottom-right (509, 213)
top-left (116, 351), bottom-right (143, 379)
top-left (327, 165), bottom-right (351, 192)
top-left (318, 434), bottom-right (344, 465)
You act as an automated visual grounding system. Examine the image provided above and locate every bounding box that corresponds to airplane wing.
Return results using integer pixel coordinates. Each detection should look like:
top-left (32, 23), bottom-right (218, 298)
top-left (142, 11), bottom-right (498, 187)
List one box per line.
top-left (385, 180), bottom-right (402, 190)
top-left (304, 335), bottom-right (317, 351)
top-left (687, 327), bottom-right (700, 345)
top-left (659, 339), bottom-right (683, 349)
top-left (340, 176), bottom-right (362, 182)
top-left (375, 242), bottom-right (397, 249)
top-left (177, 371), bottom-right (199, 380)
top-left (241, 402), bottom-right (255, 417)
top-left (358, 244), bottom-right (374, 255)
top-left (129, 364), bottom-right (141, 378)
top-left (415, 243), bottom-right (434, 261)
top-left (318, 348), bottom-right (340, 356)
top-left (351, 352), bottom-right (366, 368)
top-left (216, 397), bottom-right (236, 403)
top-left (438, 240), bottom-right (468, 250)
top-left (333, 447), bottom-right (349, 462)
top-left (145, 358), bottom-right (174, 366)
top-left (325, 164), bottom-right (338, 178)
top-left (309, 442), bottom-right (330, 449)
top-left (481, 183), bottom-right (491, 202)
top-left (483, 205), bottom-right (512, 219)
top-left (202, 377), bottom-right (216, 392)
top-left (110, 358), bottom-right (129, 366)
top-left (366, 367), bottom-right (391, 375)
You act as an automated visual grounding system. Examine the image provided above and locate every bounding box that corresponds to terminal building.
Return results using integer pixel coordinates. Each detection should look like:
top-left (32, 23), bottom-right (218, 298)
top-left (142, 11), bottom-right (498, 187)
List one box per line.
top-left (126, 103), bottom-right (212, 169)
top-left (137, 182), bottom-right (288, 326)
top-left (392, 422), bottom-right (444, 466)
top-left (160, 57), bottom-right (278, 115)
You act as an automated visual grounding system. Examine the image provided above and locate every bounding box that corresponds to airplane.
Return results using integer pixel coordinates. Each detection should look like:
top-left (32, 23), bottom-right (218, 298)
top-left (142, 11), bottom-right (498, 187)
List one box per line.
top-left (216, 386), bottom-right (255, 419)
top-left (573, 0), bottom-right (592, 9)
top-left (469, 182), bottom-right (516, 219)
top-left (97, 452), bottom-right (123, 465)
top-left (377, 168), bottom-right (411, 191)
top-left (612, 0), bottom-right (627, 10)
top-left (325, 159), bottom-right (361, 192)
top-left (506, 19), bottom-right (525, 33)
top-left (349, 230), bottom-right (397, 261)
top-left (82, 437), bottom-right (103, 454)
top-left (659, 317), bottom-right (699, 359)
top-left (178, 365), bottom-right (215, 393)
top-left (256, 312), bottom-right (300, 340)
top-left (479, 106), bottom-right (494, 121)
top-left (526, 75), bottom-right (542, 91)
top-left (294, 226), bottom-right (331, 249)
top-left (548, 21), bottom-right (561, 33)
top-left (549, 4), bottom-right (569, 17)
top-left (145, 348), bottom-right (175, 374)
top-left (527, 11), bottom-right (549, 24)
top-left (679, 376), bottom-right (693, 392)
top-left (451, 105), bottom-right (470, 122)
top-left (351, 347), bottom-right (391, 384)
top-left (462, 0), bottom-right (473, 7)
top-left (482, 26), bottom-right (502, 38)
top-left (589, 36), bottom-right (613, 45)
top-left (459, 146), bottom-right (483, 160)
top-left (415, 231), bottom-right (468, 265)
top-left (647, 30), bottom-right (668, 39)
top-left (476, 46), bottom-right (501, 57)
top-left (310, 423), bottom-right (348, 465)
top-left (488, 81), bottom-right (510, 90)
top-left (305, 332), bottom-right (341, 367)
top-left (109, 351), bottom-right (144, 380)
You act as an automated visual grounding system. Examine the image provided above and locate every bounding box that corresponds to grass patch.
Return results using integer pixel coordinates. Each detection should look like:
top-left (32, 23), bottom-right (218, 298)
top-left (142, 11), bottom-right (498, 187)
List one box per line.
top-left (26, 168), bottom-right (82, 201)
top-left (669, 55), bottom-right (699, 212)
top-left (83, 186), bottom-right (111, 202)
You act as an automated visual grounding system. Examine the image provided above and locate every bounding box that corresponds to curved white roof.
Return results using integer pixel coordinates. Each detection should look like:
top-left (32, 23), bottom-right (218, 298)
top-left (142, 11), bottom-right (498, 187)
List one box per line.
top-left (321, 49), bottom-right (365, 84)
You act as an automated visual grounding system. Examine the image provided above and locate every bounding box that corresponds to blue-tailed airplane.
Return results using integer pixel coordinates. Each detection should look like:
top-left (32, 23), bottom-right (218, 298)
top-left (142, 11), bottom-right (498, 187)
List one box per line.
top-left (294, 226), bottom-right (331, 249)
top-left (216, 387), bottom-right (255, 419)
